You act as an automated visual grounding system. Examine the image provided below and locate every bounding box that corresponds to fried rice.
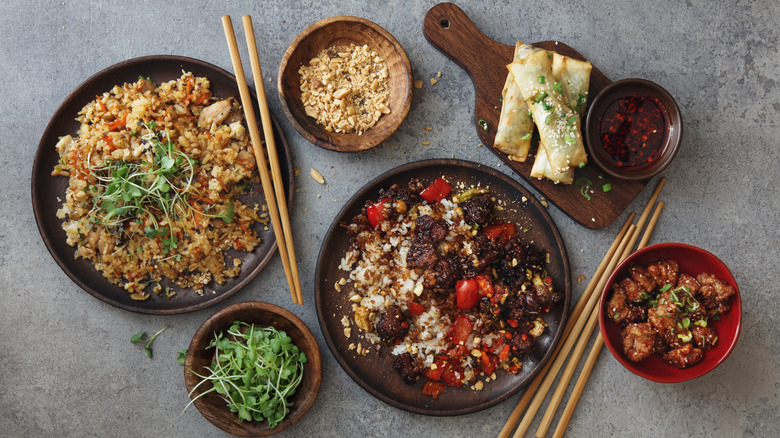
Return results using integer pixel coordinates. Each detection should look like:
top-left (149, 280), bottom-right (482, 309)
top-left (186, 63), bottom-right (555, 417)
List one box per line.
top-left (52, 73), bottom-right (267, 300)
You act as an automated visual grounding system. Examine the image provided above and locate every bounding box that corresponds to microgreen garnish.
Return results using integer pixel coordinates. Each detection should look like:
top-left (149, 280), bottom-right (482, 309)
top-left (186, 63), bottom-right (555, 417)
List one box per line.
top-left (183, 322), bottom-right (307, 426)
top-left (131, 326), bottom-right (168, 358)
top-left (177, 349), bottom-right (188, 366)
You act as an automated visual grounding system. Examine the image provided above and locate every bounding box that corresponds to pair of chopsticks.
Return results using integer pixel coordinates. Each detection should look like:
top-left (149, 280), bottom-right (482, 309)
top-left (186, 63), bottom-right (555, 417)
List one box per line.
top-left (499, 177), bottom-right (667, 438)
top-left (222, 15), bottom-right (303, 305)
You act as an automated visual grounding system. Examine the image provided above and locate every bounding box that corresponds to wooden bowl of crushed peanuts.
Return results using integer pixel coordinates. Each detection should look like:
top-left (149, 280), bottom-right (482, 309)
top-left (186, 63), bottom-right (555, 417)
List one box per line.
top-left (278, 16), bottom-right (413, 152)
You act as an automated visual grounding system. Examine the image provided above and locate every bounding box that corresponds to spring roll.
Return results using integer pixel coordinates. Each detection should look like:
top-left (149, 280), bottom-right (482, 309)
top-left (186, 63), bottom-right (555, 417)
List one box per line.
top-left (530, 147), bottom-right (574, 184)
top-left (509, 50), bottom-right (587, 174)
top-left (552, 53), bottom-right (592, 117)
top-left (493, 42), bottom-right (540, 161)
top-left (530, 52), bottom-right (592, 183)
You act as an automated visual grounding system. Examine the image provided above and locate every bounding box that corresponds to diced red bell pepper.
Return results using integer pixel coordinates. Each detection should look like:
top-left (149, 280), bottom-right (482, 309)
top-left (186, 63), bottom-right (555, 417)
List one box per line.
top-left (407, 300), bottom-right (425, 316)
top-left (455, 279), bottom-right (479, 309)
top-left (420, 177), bottom-right (452, 203)
top-left (498, 344), bottom-right (511, 361)
top-left (423, 361), bottom-right (445, 381)
top-left (366, 197), bottom-right (389, 228)
top-left (446, 344), bottom-right (468, 359)
top-left (474, 274), bottom-right (494, 297)
top-left (480, 350), bottom-right (498, 376)
top-left (446, 314), bottom-right (473, 345)
top-left (422, 381), bottom-right (447, 398)
top-left (440, 361), bottom-right (465, 387)
top-left (484, 222), bottom-right (517, 242)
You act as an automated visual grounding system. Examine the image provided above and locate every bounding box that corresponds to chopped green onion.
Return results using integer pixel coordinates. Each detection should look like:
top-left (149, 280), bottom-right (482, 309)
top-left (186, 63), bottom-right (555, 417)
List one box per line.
top-left (534, 92), bottom-right (548, 103)
top-left (602, 183), bottom-right (612, 192)
top-left (681, 317), bottom-right (691, 329)
top-left (546, 51), bottom-right (552, 59)
top-left (478, 119), bottom-right (488, 131)
top-left (521, 133), bottom-right (533, 140)
top-left (527, 110), bottom-right (532, 118)
top-left (542, 102), bottom-right (552, 111)
top-left (499, 96), bottom-right (503, 102)
top-left (578, 161), bottom-right (586, 168)
top-left (567, 116), bottom-right (577, 126)
top-left (574, 177), bottom-right (592, 200)
top-left (694, 319), bottom-right (708, 327)
top-left (553, 81), bottom-right (562, 93)
top-left (544, 114), bottom-right (553, 125)
top-left (538, 76), bottom-right (546, 84)
top-left (660, 284), bottom-right (672, 292)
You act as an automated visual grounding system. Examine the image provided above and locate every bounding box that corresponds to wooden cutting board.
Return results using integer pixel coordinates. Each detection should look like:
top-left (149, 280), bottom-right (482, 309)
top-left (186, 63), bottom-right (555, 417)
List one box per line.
top-left (423, 2), bottom-right (647, 229)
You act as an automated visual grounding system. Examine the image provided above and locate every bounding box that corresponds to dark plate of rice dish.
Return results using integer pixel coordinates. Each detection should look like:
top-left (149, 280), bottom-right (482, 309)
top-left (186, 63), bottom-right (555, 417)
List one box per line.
top-left (32, 56), bottom-right (294, 314)
top-left (315, 159), bottom-right (570, 415)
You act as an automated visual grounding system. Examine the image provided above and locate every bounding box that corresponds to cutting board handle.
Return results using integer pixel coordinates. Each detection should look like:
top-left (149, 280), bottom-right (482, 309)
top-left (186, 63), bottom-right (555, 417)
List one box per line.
top-left (423, 3), bottom-right (509, 81)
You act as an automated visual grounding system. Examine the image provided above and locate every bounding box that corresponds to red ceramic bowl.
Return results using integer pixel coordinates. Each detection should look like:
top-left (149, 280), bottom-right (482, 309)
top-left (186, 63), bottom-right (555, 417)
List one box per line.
top-left (599, 243), bottom-right (741, 383)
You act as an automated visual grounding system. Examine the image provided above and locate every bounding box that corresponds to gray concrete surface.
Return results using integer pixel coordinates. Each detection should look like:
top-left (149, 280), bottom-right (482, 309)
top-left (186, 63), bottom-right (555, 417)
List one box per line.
top-left (2, 1), bottom-right (778, 437)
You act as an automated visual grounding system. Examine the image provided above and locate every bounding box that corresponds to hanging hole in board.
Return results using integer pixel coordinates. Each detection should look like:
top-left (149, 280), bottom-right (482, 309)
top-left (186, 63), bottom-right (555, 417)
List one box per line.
top-left (440, 19), bottom-right (450, 29)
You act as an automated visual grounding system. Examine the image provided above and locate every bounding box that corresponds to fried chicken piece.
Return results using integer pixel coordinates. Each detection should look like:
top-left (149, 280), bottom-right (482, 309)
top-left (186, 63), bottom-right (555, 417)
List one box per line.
top-left (606, 283), bottom-right (646, 324)
top-left (676, 274), bottom-right (700, 295)
top-left (648, 291), bottom-right (688, 349)
top-left (619, 278), bottom-right (645, 303)
top-left (647, 259), bottom-right (679, 288)
top-left (691, 325), bottom-right (718, 352)
top-left (663, 344), bottom-right (703, 369)
top-left (620, 322), bottom-right (658, 362)
top-left (629, 265), bottom-right (657, 295)
top-left (696, 273), bottom-right (736, 317)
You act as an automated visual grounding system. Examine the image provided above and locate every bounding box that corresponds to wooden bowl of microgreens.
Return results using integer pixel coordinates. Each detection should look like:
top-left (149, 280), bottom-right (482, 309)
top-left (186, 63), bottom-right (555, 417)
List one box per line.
top-left (183, 301), bottom-right (322, 436)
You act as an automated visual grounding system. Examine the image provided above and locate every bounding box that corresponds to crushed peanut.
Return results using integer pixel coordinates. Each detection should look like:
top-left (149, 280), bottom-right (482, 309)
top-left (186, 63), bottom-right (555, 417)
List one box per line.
top-left (414, 80), bottom-right (423, 89)
top-left (430, 78), bottom-right (438, 85)
top-left (310, 168), bottom-right (325, 184)
top-left (299, 43), bottom-right (391, 134)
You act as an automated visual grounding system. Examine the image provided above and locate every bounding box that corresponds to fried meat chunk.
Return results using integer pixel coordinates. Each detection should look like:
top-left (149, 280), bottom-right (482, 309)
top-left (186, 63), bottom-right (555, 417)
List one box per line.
top-left (375, 305), bottom-right (409, 341)
top-left (696, 273), bottom-right (736, 317)
top-left (691, 325), bottom-right (718, 352)
top-left (620, 322), bottom-right (658, 362)
top-left (606, 283), bottom-right (646, 324)
top-left (663, 344), bottom-right (703, 369)
top-left (647, 259), bottom-right (679, 288)
top-left (648, 291), bottom-right (689, 349)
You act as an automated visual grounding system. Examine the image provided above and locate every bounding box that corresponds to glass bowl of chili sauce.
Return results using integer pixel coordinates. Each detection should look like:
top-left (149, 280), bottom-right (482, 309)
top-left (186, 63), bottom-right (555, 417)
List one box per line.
top-left (585, 78), bottom-right (682, 180)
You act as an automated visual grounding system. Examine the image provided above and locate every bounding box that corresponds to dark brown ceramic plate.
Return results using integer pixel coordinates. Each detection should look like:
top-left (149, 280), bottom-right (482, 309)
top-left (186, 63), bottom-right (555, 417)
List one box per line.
top-left (31, 55), bottom-right (294, 314)
top-left (315, 159), bottom-right (571, 415)
top-left (184, 301), bottom-right (322, 436)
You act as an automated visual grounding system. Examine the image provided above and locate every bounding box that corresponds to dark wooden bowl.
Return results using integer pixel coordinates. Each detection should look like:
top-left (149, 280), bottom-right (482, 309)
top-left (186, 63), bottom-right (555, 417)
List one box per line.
top-left (31, 55), bottom-right (294, 314)
top-left (184, 301), bottom-right (322, 436)
top-left (315, 159), bottom-right (571, 415)
top-left (585, 78), bottom-right (683, 180)
top-left (278, 16), bottom-right (413, 152)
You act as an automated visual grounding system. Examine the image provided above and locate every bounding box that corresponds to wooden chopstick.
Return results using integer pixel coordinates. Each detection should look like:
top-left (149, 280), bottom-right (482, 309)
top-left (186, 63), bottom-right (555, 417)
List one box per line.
top-left (497, 213), bottom-right (635, 438)
top-left (240, 15), bottom-right (303, 305)
top-left (221, 16), bottom-right (303, 305)
top-left (535, 179), bottom-right (667, 436)
top-left (552, 200), bottom-right (665, 438)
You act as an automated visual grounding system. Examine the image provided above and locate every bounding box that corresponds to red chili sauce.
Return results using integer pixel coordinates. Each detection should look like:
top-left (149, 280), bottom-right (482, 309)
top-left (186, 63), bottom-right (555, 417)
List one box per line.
top-left (598, 93), bottom-right (669, 168)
